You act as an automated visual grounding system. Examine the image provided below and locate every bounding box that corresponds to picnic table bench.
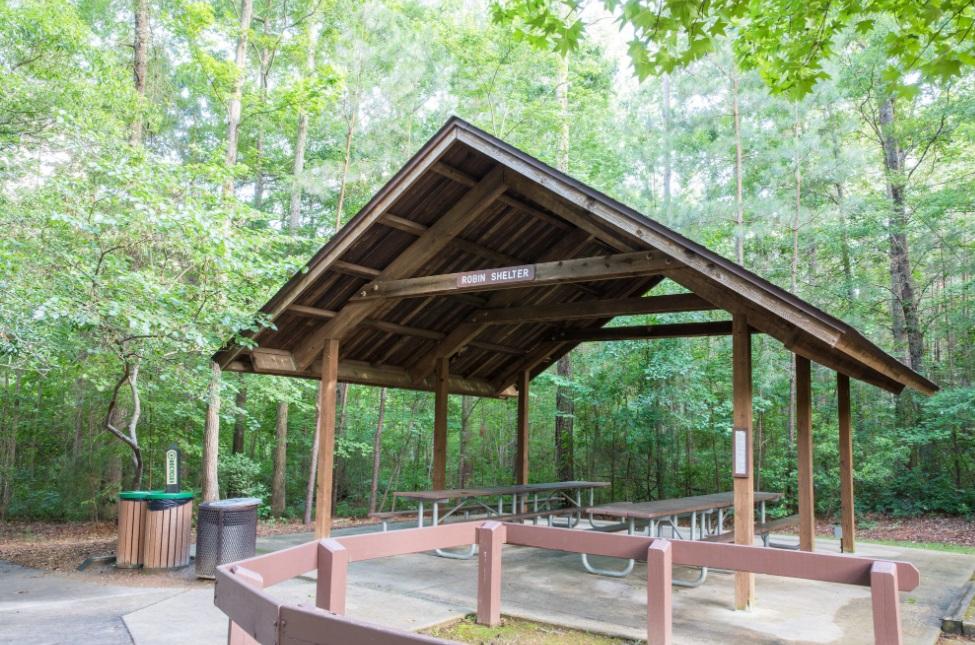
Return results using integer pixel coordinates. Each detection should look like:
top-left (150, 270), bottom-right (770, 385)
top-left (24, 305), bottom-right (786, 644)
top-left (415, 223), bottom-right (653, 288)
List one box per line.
top-left (385, 481), bottom-right (609, 558)
top-left (578, 491), bottom-right (786, 583)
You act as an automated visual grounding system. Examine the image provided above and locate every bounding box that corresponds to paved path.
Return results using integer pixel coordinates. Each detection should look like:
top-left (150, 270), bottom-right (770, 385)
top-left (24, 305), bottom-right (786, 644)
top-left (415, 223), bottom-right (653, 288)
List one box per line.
top-left (2, 529), bottom-right (973, 645)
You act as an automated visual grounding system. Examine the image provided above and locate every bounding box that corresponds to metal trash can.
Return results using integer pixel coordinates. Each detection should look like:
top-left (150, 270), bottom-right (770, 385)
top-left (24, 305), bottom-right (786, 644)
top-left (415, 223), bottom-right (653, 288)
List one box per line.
top-left (117, 490), bottom-right (154, 568)
top-left (195, 497), bottom-right (261, 579)
top-left (143, 491), bottom-right (194, 570)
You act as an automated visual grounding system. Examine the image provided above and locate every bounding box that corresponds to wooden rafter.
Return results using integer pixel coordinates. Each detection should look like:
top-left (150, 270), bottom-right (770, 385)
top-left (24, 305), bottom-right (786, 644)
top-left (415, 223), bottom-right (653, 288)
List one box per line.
top-left (292, 165), bottom-right (508, 370)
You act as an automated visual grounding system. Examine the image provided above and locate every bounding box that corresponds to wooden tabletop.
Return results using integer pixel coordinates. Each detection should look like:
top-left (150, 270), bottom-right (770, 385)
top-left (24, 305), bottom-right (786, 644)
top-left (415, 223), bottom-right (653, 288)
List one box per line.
top-left (587, 491), bottom-right (783, 520)
top-left (394, 481), bottom-right (610, 501)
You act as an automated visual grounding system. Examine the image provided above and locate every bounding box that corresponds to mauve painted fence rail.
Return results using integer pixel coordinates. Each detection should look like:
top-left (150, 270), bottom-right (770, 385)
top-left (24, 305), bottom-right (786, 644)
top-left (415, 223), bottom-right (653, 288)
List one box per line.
top-left (214, 520), bottom-right (918, 645)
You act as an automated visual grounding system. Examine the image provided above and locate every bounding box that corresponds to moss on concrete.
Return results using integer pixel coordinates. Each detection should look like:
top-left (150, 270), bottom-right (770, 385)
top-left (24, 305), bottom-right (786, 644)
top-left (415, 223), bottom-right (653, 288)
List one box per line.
top-left (422, 614), bottom-right (639, 644)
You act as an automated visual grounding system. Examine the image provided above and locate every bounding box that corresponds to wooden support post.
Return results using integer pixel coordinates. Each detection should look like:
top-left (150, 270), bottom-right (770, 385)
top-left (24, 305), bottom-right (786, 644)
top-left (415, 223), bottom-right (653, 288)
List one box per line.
top-left (315, 339), bottom-right (339, 539)
top-left (838, 372), bottom-right (856, 553)
top-left (732, 314), bottom-right (755, 610)
top-left (433, 357), bottom-right (449, 490)
top-left (476, 521), bottom-right (505, 627)
top-left (796, 355), bottom-right (815, 552)
top-left (515, 370), bottom-right (530, 485)
top-left (646, 539), bottom-right (673, 645)
top-left (316, 539), bottom-right (349, 614)
top-left (227, 567), bottom-right (264, 645)
top-left (870, 561), bottom-right (902, 645)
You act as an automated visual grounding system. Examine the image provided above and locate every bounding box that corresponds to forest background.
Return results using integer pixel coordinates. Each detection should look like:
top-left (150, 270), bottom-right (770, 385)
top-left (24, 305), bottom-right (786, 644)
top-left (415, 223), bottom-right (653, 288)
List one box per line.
top-left (1, 0), bottom-right (973, 524)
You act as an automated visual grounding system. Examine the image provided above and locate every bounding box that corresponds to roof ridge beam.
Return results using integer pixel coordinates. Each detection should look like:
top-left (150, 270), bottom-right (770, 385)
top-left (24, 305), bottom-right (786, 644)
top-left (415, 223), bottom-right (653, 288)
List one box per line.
top-left (292, 165), bottom-right (508, 370)
top-left (351, 251), bottom-right (675, 302)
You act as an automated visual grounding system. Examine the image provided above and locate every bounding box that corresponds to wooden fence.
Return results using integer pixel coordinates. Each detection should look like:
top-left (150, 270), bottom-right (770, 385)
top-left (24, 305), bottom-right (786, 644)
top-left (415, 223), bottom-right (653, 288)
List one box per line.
top-left (214, 520), bottom-right (918, 645)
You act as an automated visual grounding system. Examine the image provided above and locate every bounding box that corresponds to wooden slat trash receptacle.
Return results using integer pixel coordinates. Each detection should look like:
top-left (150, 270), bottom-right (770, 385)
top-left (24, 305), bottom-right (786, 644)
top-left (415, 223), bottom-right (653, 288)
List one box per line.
top-left (143, 492), bottom-right (194, 570)
top-left (117, 491), bottom-right (153, 568)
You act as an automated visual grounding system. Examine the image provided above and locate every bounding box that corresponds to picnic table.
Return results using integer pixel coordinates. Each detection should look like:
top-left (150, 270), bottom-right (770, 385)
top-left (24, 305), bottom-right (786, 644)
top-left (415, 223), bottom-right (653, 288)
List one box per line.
top-left (580, 491), bottom-right (785, 583)
top-left (389, 481), bottom-right (610, 558)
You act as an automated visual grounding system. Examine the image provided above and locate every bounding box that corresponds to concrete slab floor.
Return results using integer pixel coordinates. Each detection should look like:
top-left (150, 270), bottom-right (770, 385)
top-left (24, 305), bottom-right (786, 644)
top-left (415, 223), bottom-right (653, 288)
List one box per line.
top-left (3, 527), bottom-right (973, 645)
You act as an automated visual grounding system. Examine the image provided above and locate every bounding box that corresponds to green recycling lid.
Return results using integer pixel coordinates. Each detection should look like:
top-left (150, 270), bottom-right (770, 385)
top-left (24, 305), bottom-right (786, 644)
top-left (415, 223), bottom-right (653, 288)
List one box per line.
top-left (119, 490), bottom-right (156, 500)
top-left (146, 491), bottom-right (194, 500)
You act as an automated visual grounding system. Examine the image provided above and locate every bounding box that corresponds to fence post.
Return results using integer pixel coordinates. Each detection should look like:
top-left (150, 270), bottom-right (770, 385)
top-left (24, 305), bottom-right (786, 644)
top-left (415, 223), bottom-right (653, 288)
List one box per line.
top-left (317, 539), bottom-right (349, 615)
top-left (870, 561), bottom-right (902, 645)
top-left (647, 539), bottom-right (673, 645)
top-left (228, 567), bottom-right (264, 645)
top-left (476, 521), bottom-right (506, 627)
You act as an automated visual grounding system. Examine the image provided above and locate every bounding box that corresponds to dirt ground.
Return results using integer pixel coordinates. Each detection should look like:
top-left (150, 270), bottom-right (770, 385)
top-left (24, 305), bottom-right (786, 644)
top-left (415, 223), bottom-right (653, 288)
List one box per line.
top-left (0, 516), bottom-right (366, 581)
top-left (1, 513), bottom-right (972, 580)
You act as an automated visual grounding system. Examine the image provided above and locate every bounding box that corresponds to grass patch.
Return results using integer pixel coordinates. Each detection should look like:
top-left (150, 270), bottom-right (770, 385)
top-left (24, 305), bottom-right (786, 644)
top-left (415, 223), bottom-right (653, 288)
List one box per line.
top-left (860, 538), bottom-right (975, 555)
top-left (422, 615), bottom-right (639, 644)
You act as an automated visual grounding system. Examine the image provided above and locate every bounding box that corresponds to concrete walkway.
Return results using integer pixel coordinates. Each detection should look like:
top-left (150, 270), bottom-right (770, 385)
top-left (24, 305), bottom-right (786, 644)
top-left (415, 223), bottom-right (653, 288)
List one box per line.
top-left (2, 527), bottom-right (973, 644)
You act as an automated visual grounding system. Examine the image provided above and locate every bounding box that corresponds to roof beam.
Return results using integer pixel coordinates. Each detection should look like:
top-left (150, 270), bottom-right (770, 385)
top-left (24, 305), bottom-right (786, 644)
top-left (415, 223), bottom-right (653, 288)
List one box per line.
top-left (408, 230), bottom-right (596, 383)
top-left (286, 304), bottom-right (522, 354)
top-left (227, 354), bottom-right (510, 398)
top-left (380, 213), bottom-right (600, 296)
top-left (471, 292), bottom-right (716, 325)
top-left (432, 162), bottom-right (571, 232)
top-left (331, 260), bottom-right (381, 279)
top-left (549, 321), bottom-right (752, 342)
top-left (459, 129), bottom-right (848, 348)
top-left (666, 268), bottom-right (905, 394)
top-left (352, 251), bottom-right (675, 302)
top-left (503, 170), bottom-right (636, 252)
top-left (292, 165), bottom-right (508, 370)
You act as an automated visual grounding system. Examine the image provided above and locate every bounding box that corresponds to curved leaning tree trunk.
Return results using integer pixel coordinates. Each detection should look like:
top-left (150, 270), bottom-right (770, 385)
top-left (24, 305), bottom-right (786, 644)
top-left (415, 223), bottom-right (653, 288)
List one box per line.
top-left (104, 360), bottom-right (144, 490)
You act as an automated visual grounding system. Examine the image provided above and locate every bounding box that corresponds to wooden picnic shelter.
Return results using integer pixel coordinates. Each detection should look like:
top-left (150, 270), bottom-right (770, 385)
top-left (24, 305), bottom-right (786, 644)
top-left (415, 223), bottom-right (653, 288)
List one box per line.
top-left (213, 117), bottom-right (937, 610)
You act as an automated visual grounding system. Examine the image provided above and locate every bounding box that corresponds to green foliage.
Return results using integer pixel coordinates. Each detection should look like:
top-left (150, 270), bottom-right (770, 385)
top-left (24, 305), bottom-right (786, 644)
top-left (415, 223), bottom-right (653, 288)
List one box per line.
top-left (219, 454), bottom-right (268, 501)
top-left (0, 0), bottom-right (973, 525)
top-left (491, 0), bottom-right (975, 97)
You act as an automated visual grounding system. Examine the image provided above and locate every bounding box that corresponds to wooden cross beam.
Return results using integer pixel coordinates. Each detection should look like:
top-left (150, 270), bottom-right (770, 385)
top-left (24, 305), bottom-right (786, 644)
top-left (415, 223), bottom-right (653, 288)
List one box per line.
top-left (472, 293), bottom-right (716, 325)
top-left (548, 321), bottom-right (747, 342)
top-left (351, 251), bottom-right (676, 302)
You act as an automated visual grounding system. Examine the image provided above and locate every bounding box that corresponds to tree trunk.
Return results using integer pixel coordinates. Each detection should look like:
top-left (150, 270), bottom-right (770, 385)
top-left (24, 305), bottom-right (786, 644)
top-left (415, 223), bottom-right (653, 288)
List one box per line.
top-left (788, 103), bottom-right (802, 449)
top-left (335, 103), bottom-right (357, 231)
top-left (271, 399), bottom-right (288, 516)
top-left (458, 395), bottom-right (475, 488)
top-left (202, 361), bottom-right (221, 501)
top-left (252, 15), bottom-right (271, 210)
top-left (304, 382), bottom-right (322, 525)
top-left (289, 20), bottom-right (319, 230)
top-left (731, 67), bottom-right (745, 267)
top-left (223, 0), bottom-right (254, 197)
top-left (0, 373), bottom-right (21, 519)
top-left (878, 96), bottom-right (923, 373)
top-left (232, 378), bottom-right (247, 454)
top-left (130, 0), bottom-right (149, 147)
top-left (104, 361), bottom-right (144, 490)
top-left (554, 51), bottom-right (575, 482)
top-left (368, 388), bottom-right (386, 514)
top-left (661, 74), bottom-right (672, 218)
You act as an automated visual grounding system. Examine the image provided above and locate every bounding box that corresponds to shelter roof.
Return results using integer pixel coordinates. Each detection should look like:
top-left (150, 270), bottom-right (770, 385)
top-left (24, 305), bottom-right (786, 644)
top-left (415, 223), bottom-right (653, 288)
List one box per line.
top-left (214, 117), bottom-right (937, 398)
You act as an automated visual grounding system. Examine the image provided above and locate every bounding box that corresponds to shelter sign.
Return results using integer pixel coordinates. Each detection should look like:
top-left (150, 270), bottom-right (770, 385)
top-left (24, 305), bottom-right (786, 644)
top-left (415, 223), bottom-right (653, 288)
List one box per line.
top-left (165, 443), bottom-right (181, 492)
top-left (733, 427), bottom-right (749, 478)
top-left (456, 265), bottom-right (535, 288)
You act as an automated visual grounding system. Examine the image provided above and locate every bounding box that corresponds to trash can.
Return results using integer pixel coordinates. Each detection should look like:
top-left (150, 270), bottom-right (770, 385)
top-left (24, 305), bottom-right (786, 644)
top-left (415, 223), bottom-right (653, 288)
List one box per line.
top-left (117, 491), bottom-right (153, 568)
top-left (143, 492), bottom-right (194, 570)
top-left (195, 497), bottom-right (261, 579)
